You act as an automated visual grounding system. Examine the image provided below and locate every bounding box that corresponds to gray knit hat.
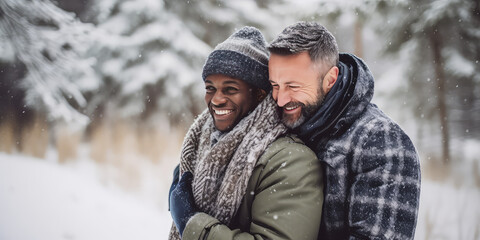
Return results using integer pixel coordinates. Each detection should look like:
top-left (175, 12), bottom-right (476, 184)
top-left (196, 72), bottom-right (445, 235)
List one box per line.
top-left (202, 26), bottom-right (271, 92)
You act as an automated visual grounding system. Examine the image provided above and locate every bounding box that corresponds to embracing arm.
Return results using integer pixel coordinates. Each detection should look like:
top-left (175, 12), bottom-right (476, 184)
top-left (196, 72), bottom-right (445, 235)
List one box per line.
top-left (182, 137), bottom-right (324, 240)
top-left (347, 123), bottom-right (421, 240)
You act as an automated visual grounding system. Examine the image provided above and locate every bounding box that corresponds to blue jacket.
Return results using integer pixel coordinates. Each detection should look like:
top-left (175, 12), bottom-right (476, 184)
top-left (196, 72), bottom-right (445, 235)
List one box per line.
top-left (294, 53), bottom-right (421, 240)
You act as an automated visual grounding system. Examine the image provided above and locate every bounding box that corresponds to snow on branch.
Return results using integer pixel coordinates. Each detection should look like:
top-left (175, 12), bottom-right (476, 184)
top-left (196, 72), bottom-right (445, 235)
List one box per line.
top-left (0, 0), bottom-right (98, 126)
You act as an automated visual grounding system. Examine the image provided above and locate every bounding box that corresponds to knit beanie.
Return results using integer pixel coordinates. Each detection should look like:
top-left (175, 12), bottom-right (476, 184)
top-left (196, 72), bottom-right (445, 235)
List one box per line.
top-left (202, 26), bottom-right (271, 92)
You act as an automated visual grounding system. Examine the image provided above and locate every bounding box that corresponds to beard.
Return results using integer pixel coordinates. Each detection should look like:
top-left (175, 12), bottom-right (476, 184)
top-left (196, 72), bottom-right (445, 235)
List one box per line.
top-left (281, 87), bottom-right (326, 129)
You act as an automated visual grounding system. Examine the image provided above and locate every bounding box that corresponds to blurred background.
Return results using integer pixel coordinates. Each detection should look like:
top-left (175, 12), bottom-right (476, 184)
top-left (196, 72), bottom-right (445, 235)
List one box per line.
top-left (0, 0), bottom-right (479, 239)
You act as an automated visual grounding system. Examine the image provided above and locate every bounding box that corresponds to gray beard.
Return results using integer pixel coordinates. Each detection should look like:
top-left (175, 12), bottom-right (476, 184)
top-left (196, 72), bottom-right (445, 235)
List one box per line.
top-left (282, 112), bottom-right (307, 129)
top-left (282, 88), bottom-right (326, 129)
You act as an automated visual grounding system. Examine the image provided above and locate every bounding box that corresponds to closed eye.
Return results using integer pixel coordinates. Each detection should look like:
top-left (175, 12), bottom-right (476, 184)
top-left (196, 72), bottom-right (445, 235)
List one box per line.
top-left (269, 80), bottom-right (279, 88)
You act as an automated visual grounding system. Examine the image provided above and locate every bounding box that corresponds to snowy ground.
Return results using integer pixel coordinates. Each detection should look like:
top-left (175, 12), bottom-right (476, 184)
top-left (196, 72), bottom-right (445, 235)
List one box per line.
top-left (1, 152), bottom-right (479, 240)
top-left (0, 153), bottom-right (172, 240)
top-left (415, 181), bottom-right (480, 240)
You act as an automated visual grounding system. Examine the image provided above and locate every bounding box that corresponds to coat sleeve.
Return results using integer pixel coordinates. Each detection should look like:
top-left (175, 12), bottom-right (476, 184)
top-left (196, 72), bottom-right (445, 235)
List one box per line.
top-left (347, 122), bottom-right (421, 240)
top-left (182, 138), bottom-right (323, 240)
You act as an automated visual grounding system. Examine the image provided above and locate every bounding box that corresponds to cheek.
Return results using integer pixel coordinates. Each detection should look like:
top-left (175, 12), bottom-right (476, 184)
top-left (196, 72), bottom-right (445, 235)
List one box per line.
top-left (295, 89), bottom-right (318, 104)
top-left (205, 95), bottom-right (212, 105)
top-left (237, 96), bottom-right (255, 114)
top-left (307, 88), bottom-right (320, 100)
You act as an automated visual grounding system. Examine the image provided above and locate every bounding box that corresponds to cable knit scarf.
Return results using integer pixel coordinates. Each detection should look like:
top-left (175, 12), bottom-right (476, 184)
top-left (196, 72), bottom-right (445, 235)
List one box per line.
top-left (169, 95), bottom-right (287, 239)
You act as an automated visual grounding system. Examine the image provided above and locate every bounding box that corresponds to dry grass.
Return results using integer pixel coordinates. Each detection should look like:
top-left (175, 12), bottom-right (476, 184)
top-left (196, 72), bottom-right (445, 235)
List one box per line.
top-left (421, 156), bottom-right (451, 183)
top-left (87, 120), bottom-right (184, 192)
top-left (55, 124), bottom-right (82, 164)
top-left (88, 120), bottom-right (185, 163)
top-left (19, 115), bottom-right (49, 159)
top-left (0, 114), bottom-right (49, 158)
top-left (137, 125), bottom-right (184, 163)
top-left (421, 153), bottom-right (480, 190)
top-left (1, 113), bottom-right (183, 196)
top-left (89, 122), bottom-right (111, 164)
top-left (0, 116), bottom-right (16, 154)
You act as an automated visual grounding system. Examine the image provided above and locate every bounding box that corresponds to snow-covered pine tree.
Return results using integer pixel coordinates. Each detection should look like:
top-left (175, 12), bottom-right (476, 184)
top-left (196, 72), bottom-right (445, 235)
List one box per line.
top-left (77, 0), bottom-right (211, 127)
top-left (378, 0), bottom-right (480, 162)
top-left (82, 0), bottom-right (292, 127)
top-left (163, 0), bottom-right (290, 46)
top-left (0, 0), bottom-right (98, 126)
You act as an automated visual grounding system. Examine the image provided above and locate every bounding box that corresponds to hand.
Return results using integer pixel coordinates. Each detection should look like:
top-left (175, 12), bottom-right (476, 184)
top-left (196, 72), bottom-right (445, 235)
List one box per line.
top-left (168, 165), bottom-right (180, 211)
top-left (169, 171), bottom-right (197, 236)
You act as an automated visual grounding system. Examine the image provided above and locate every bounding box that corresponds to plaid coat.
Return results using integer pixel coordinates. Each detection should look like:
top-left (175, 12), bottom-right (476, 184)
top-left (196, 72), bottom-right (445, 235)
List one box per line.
top-left (296, 53), bottom-right (421, 240)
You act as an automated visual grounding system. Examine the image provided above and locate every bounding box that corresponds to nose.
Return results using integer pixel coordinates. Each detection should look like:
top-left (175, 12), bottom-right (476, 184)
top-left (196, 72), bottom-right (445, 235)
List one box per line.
top-left (211, 91), bottom-right (227, 106)
top-left (275, 88), bottom-right (291, 107)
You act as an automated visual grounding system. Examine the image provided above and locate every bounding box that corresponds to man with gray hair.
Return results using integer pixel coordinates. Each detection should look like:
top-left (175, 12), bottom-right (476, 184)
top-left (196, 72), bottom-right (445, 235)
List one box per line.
top-left (268, 21), bottom-right (421, 239)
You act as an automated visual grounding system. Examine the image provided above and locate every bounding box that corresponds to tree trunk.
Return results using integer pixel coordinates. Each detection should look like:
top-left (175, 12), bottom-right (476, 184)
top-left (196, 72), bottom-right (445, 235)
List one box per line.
top-left (354, 17), bottom-right (364, 59)
top-left (430, 30), bottom-right (450, 163)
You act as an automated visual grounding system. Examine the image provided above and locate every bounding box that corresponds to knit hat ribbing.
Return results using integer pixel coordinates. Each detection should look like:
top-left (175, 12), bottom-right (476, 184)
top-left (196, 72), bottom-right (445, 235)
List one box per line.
top-left (202, 26), bottom-right (271, 92)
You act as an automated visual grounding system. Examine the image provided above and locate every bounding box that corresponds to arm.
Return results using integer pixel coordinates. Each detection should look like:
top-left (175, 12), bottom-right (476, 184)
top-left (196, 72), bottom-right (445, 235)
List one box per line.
top-left (348, 123), bottom-right (421, 240)
top-left (183, 139), bottom-right (323, 240)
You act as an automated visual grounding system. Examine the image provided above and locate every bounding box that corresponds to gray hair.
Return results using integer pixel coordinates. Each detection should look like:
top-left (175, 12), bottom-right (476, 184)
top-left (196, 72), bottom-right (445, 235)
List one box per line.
top-left (268, 22), bottom-right (339, 70)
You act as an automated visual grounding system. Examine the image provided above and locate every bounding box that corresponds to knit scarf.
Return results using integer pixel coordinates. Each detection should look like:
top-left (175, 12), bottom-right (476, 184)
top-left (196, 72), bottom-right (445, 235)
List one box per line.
top-left (169, 95), bottom-right (287, 239)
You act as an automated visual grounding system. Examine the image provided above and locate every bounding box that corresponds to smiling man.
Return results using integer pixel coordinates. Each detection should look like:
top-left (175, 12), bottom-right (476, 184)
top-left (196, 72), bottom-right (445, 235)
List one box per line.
top-left (269, 51), bottom-right (332, 129)
top-left (268, 22), bottom-right (421, 240)
top-left (204, 74), bottom-right (261, 132)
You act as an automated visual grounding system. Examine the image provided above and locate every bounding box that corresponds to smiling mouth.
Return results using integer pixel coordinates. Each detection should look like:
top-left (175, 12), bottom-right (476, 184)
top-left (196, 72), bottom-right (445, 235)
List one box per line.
top-left (283, 103), bottom-right (303, 112)
top-left (284, 105), bottom-right (300, 111)
top-left (214, 109), bottom-right (233, 115)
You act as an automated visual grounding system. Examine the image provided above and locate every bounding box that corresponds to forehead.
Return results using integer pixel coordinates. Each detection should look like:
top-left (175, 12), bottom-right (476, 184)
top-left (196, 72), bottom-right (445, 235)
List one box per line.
top-left (269, 52), bottom-right (322, 83)
top-left (205, 74), bottom-right (248, 86)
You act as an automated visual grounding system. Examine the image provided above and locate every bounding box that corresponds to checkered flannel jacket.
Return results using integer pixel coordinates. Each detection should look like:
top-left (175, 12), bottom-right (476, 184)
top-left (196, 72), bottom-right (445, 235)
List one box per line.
top-left (316, 103), bottom-right (421, 240)
top-left (305, 54), bottom-right (422, 239)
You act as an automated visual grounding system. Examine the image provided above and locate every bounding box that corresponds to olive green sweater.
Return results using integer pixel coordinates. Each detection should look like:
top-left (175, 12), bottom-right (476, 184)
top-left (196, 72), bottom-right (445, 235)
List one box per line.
top-left (182, 135), bottom-right (323, 240)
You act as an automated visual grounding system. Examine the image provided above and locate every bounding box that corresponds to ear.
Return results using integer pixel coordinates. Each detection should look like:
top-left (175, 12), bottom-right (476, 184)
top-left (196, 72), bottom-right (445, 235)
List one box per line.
top-left (256, 89), bottom-right (267, 102)
top-left (323, 66), bottom-right (339, 93)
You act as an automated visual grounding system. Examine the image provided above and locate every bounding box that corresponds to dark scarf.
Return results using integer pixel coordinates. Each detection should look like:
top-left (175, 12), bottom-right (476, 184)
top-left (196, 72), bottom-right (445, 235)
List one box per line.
top-left (294, 55), bottom-right (357, 150)
top-left (169, 95), bottom-right (287, 239)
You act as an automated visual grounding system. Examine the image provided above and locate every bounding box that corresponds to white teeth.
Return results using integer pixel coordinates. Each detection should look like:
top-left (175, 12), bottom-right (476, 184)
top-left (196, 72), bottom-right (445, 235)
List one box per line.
top-left (214, 109), bottom-right (233, 115)
top-left (285, 106), bottom-right (299, 111)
